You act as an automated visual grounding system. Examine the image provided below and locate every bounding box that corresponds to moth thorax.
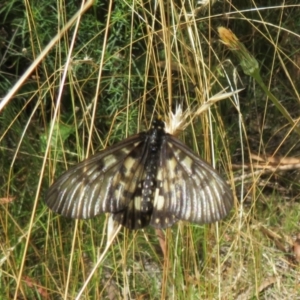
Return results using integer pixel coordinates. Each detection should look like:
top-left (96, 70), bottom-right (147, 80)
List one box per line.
top-left (140, 125), bottom-right (162, 212)
top-left (141, 151), bottom-right (158, 212)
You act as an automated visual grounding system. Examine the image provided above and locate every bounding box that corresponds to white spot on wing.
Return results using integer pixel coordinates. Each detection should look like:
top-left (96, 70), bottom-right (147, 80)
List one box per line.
top-left (134, 196), bottom-right (141, 210)
top-left (123, 156), bottom-right (136, 174)
top-left (153, 187), bottom-right (164, 210)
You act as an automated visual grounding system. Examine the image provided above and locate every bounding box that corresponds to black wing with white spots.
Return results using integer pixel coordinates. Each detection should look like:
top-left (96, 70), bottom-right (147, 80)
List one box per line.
top-left (46, 119), bottom-right (233, 229)
top-left (150, 135), bottom-right (233, 228)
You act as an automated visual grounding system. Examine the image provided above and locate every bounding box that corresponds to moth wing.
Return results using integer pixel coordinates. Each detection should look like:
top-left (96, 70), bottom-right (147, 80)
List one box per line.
top-left (46, 134), bottom-right (146, 219)
top-left (150, 135), bottom-right (233, 228)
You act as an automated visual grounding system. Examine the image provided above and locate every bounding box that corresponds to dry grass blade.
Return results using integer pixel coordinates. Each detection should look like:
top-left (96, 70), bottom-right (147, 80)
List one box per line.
top-left (75, 225), bottom-right (122, 300)
top-left (236, 276), bottom-right (277, 300)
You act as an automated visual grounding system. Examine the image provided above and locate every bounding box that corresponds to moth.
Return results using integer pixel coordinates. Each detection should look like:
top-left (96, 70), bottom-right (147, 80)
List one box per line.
top-left (46, 119), bottom-right (233, 229)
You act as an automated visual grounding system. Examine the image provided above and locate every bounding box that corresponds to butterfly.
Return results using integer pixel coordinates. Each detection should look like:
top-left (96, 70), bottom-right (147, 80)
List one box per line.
top-left (45, 118), bottom-right (233, 229)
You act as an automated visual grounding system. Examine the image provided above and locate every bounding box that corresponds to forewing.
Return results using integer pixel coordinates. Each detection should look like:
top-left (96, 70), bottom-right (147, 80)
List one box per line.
top-left (46, 134), bottom-right (145, 219)
top-left (150, 135), bottom-right (233, 228)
